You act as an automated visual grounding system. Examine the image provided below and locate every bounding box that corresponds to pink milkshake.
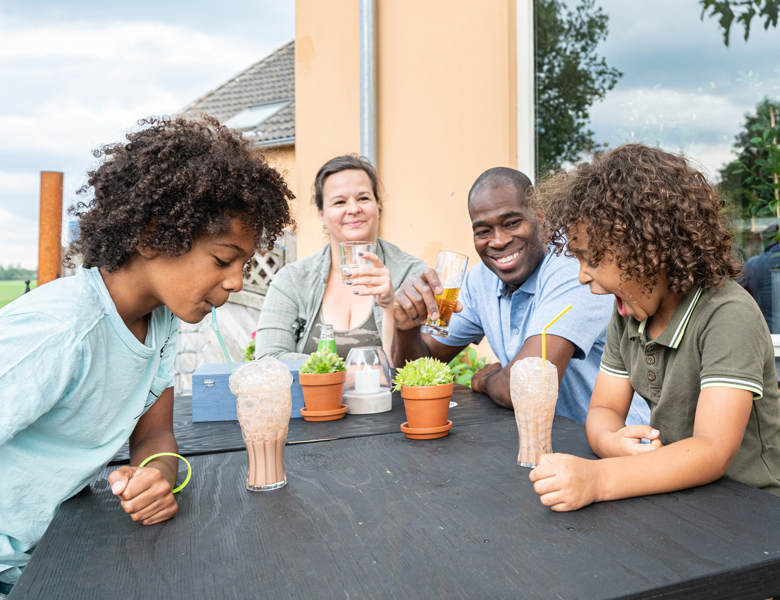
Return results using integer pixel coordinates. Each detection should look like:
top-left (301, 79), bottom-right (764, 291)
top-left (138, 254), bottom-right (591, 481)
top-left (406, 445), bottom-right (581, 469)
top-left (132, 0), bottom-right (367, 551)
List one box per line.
top-left (230, 358), bottom-right (293, 491)
top-left (510, 357), bottom-right (559, 468)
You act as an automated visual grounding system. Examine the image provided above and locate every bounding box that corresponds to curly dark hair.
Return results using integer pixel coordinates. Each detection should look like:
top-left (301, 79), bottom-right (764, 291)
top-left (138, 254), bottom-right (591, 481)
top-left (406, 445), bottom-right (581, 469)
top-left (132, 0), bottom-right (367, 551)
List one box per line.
top-left (66, 115), bottom-right (295, 272)
top-left (539, 144), bottom-right (741, 295)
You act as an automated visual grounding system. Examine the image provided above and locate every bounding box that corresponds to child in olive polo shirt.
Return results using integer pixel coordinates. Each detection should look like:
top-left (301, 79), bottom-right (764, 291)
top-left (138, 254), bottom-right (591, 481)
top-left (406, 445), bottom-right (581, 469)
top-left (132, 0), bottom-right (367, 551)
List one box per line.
top-left (529, 143), bottom-right (780, 511)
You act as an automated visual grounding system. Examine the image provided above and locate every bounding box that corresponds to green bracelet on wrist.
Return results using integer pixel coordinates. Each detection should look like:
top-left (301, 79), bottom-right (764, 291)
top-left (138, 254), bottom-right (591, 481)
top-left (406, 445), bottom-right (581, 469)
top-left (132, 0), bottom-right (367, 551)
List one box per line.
top-left (138, 452), bottom-right (192, 493)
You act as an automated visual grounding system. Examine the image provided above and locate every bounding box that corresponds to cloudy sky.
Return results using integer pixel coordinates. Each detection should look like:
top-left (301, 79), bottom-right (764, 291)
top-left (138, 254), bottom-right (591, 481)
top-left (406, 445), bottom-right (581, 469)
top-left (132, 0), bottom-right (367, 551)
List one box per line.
top-left (585, 0), bottom-right (779, 174)
top-left (0, 0), bottom-right (777, 269)
top-left (0, 0), bottom-right (295, 269)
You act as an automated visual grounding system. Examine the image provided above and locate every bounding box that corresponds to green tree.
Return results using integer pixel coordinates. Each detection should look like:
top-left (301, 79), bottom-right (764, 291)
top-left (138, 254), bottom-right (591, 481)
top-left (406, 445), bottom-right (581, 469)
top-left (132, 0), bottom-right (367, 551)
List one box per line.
top-left (535, 0), bottom-right (622, 173)
top-left (719, 98), bottom-right (780, 217)
top-left (0, 265), bottom-right (36, 281)
top-left (700, 0), bottom-right (780, 45)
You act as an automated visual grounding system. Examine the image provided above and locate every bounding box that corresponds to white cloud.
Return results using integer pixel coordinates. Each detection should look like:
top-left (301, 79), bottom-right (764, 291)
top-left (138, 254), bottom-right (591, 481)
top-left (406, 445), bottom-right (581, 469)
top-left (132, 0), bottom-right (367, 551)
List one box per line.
top-left (0, 19), bottom-right (264, 64)
top-left (0, 171), bottom-right (39, 197)
top-left (0, 170), bottom-right (43, 223)
top-left (0, 208), bottom-right (39, 270)
top-left (0, 14), bottom-right (286, 268)
top-left (0, 19), bottom-right (274, 157)
top-left (590, 86), bottom-right (750, 179)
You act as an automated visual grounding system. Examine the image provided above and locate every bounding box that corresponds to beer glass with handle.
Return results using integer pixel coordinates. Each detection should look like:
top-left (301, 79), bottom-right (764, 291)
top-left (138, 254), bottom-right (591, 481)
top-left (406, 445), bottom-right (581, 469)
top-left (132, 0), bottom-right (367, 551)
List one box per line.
top-left (421, 251), bottom-right (469, 337)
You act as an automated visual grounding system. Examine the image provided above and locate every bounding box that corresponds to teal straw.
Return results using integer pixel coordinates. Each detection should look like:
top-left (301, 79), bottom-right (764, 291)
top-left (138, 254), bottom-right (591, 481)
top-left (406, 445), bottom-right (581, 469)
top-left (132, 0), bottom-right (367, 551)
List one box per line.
top-left (211, 306), bottom-right (234, 372)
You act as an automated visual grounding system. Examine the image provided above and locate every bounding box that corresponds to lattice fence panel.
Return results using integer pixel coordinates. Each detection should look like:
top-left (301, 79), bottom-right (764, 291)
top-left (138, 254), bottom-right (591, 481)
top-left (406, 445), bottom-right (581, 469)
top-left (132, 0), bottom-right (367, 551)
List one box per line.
top-left (241, 231), bottom-right (295, 295)
top-left (243, 248), bottom-right (283, 293)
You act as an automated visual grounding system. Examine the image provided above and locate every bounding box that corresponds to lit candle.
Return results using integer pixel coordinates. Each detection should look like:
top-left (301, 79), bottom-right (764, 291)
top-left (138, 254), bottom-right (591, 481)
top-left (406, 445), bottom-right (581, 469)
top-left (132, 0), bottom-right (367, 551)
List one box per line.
top-left (354, 366), bottom-right (381, 394)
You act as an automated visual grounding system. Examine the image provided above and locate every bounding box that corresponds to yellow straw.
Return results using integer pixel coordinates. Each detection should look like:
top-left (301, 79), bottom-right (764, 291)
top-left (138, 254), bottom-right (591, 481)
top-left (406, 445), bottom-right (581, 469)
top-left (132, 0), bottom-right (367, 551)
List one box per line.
top-left (542, 305), bottom-right (572, 363)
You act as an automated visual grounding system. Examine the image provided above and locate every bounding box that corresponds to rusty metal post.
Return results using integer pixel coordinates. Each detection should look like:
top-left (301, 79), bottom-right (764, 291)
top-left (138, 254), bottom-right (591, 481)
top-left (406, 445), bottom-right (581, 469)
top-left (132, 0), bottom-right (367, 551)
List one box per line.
top-left (38, 171), bottom-right (64, 286)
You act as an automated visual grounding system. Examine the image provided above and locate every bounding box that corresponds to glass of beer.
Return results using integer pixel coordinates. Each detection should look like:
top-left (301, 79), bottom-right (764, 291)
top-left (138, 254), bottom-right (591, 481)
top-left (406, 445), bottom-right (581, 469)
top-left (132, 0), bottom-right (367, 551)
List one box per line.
top-left (421, 251), bottom-right (469, 337)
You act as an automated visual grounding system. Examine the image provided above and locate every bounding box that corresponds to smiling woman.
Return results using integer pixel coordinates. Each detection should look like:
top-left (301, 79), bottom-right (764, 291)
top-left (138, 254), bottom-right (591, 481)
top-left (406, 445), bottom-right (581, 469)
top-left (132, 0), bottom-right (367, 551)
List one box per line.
top-left (255, 155), bottom-right (427, 363)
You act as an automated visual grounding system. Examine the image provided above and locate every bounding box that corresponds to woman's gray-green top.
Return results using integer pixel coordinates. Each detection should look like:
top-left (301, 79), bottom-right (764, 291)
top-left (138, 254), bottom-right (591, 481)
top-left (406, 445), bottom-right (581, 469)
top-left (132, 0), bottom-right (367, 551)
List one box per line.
top-left (301, 305), bottom-right (380, 360)
top-left (255, 238), bottom-right (428, 361)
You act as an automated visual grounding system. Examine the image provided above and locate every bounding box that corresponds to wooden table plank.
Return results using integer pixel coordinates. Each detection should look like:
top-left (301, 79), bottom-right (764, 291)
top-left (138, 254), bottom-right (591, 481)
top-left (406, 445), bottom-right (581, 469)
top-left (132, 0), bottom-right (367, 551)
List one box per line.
top-left (13, 418), bottom-right (780, 600)
top-left (111, 385), bottom-right (511, 463)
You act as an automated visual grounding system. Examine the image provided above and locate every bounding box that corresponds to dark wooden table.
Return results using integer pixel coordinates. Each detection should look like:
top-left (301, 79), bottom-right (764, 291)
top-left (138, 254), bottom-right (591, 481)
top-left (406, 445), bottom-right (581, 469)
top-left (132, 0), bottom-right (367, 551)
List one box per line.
top-left (111, 385), bottom-right (509, 463)
top-left (12, 400), bottom-right (780, 600)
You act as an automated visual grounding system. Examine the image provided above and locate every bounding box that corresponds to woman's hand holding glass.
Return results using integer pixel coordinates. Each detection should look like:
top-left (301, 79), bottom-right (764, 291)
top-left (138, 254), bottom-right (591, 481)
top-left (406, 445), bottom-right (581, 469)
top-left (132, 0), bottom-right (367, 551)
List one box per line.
top-left (345, 251), bottom-right (394, 310)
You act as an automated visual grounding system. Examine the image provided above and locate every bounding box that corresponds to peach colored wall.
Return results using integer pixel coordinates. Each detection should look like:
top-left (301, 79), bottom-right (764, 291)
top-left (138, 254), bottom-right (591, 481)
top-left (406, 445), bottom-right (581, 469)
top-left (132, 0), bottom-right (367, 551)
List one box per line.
top-left (295, 0), bottom-right (518, 362)
top-left (262, 145), bottom-right (297, 206)
top-left (295, 0), bottom-right (517, 267)
top-left (376, 0), bottom-right (517, 269)
top-left (295, 1), bottom-right (361, 258)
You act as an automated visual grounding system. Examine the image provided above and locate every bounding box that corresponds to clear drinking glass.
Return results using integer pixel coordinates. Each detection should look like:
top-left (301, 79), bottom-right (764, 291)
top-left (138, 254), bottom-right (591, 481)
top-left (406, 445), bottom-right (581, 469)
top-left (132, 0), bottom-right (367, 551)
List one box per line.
top-left (510, 357), bottom-right (559, 468)
top-left (229, 357), bottom-right (293, 491)
top-left (420, 251), bottom-right (469, 337)
top-left (339, 241), bottom-right (376, 283)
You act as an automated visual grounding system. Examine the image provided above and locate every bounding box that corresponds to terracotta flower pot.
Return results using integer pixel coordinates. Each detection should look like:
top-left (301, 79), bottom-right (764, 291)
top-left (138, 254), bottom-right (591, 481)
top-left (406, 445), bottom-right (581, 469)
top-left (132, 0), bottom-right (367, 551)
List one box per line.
top-left (299, 371), bottom-right (346, 412)
top-left (400, 382), bottom-right (454, 430)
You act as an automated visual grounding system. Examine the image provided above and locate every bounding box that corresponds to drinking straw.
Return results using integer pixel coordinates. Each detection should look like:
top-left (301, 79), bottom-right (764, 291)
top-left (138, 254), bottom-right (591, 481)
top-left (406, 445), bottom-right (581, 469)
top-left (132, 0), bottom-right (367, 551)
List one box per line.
top-left (542, 305), bottom-right (572, 363)
top-left (211, 306), bottom-right (234, 373)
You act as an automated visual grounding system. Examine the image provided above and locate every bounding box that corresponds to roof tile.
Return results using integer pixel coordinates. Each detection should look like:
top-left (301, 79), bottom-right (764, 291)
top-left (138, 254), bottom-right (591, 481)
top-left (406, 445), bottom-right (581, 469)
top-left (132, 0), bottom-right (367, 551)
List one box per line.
top-left (179, 41), bottom-right (295, 145)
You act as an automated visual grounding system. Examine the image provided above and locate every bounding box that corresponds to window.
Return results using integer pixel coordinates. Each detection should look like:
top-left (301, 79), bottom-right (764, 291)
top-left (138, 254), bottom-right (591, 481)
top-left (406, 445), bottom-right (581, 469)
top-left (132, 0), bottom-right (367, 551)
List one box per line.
top-left (224, 100), bottom-right (291, 130)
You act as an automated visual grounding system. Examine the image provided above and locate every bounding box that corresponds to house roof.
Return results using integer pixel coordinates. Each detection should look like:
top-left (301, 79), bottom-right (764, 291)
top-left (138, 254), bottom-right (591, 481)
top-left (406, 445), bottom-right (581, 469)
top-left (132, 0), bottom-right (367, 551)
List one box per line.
top-left (179, 41), bottom-right (294, 146)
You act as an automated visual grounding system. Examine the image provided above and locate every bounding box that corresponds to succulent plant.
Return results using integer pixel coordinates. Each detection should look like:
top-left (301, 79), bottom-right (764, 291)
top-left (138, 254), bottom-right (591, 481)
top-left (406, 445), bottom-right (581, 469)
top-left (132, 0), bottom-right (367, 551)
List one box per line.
top-left (299, 348), bottom-right (346, 374)
top-left (393, 357), bottom-right (454, 391)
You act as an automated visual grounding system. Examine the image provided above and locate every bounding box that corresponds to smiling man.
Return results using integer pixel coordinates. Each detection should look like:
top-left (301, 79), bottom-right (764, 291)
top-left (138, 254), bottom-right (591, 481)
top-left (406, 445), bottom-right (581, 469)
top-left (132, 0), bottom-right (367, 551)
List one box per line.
top-left (392, 167), bottom-right (649, 424)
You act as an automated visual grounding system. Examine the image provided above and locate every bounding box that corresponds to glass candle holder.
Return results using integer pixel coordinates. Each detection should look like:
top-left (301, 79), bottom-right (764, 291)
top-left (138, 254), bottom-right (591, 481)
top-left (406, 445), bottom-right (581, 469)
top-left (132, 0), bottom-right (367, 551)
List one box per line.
top-left (342, 346), bottom-right (393, 414)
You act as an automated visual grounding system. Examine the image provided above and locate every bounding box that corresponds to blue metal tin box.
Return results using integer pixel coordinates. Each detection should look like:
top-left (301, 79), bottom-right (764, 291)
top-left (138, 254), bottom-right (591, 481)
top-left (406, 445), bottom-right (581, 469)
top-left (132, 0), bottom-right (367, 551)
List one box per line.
top-left (191, 360), bottom-right (305, 422)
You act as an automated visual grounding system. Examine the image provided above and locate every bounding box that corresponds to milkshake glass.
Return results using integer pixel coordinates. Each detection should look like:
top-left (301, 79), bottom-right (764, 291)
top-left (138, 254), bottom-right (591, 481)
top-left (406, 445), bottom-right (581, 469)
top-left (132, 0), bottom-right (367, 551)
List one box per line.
top-left (510, 357), bottom-right (559, 468)
top-left (229, 357), bottom-right (293, 491)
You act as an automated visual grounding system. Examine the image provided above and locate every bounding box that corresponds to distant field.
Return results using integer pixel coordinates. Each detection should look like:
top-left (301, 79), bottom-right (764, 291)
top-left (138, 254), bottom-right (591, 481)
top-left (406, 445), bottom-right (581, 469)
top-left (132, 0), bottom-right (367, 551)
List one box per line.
top-left (0, 280), bottom-right (37, 309)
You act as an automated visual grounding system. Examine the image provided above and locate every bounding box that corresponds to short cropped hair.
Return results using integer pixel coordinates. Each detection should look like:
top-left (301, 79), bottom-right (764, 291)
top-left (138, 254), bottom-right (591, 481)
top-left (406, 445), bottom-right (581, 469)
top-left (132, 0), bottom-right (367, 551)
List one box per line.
top-left (66, 116), bottom-right (295, 272)
top-left (540, 144), bottom-right (741, 295)
top-left (313, 154), bottom-right (382, 212)
top-left (468, 167), bottom-right (533, 207)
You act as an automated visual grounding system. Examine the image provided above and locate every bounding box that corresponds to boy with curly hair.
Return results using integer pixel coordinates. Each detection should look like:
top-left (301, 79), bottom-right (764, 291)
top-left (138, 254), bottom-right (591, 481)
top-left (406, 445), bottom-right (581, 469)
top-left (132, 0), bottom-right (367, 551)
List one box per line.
top-left (530, 143), bottom-right (780, 511)
top-left (0, 116), bottom-right (294, 590)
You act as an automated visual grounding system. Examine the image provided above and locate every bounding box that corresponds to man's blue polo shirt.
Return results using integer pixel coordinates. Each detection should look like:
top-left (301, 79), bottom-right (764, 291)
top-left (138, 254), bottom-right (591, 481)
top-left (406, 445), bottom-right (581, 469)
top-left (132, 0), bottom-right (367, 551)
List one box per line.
top-left (438, 250), bottom-right (650, 425)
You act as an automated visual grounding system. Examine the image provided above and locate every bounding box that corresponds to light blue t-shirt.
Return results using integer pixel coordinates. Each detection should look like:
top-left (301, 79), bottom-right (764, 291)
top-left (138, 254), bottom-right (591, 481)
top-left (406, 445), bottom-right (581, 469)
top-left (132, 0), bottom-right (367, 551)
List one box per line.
top-left (439, 250), bottom-right (650, 425)
top-left (0, 267), bottom-right (178, 585)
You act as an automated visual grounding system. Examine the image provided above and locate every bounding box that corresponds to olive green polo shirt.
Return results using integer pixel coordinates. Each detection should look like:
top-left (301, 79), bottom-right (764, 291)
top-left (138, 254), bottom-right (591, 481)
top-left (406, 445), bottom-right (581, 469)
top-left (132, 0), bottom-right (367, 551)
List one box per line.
top-left (600, 279), bottom-right (780, 496)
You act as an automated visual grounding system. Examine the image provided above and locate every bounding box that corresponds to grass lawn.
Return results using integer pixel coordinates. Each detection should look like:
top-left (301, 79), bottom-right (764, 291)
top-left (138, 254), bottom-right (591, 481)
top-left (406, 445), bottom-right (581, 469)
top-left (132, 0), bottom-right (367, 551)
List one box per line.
top-left (0, 279), bottom-right (37, 309)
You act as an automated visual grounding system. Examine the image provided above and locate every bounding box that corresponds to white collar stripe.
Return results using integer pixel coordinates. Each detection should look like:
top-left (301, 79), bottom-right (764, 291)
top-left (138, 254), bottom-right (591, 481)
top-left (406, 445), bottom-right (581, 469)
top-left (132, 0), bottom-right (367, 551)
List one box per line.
top-left (600, 364), bottom-right (630, 377)
top-left (671, 287), bottom-right (703, 349)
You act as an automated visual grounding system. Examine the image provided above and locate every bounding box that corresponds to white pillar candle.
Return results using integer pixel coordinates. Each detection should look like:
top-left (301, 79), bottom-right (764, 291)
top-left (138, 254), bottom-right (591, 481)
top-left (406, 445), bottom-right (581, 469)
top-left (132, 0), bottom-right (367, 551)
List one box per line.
top-left (354, 367), bottom-right (381, 394)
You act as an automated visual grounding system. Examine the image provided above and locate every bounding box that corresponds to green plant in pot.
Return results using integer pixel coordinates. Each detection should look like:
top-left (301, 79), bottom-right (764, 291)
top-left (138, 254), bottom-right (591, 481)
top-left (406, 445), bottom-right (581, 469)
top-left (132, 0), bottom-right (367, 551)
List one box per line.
top-left (298, 349), bottom-right (347, 421)
top-left (393, 357), bottom-right (455, 439)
